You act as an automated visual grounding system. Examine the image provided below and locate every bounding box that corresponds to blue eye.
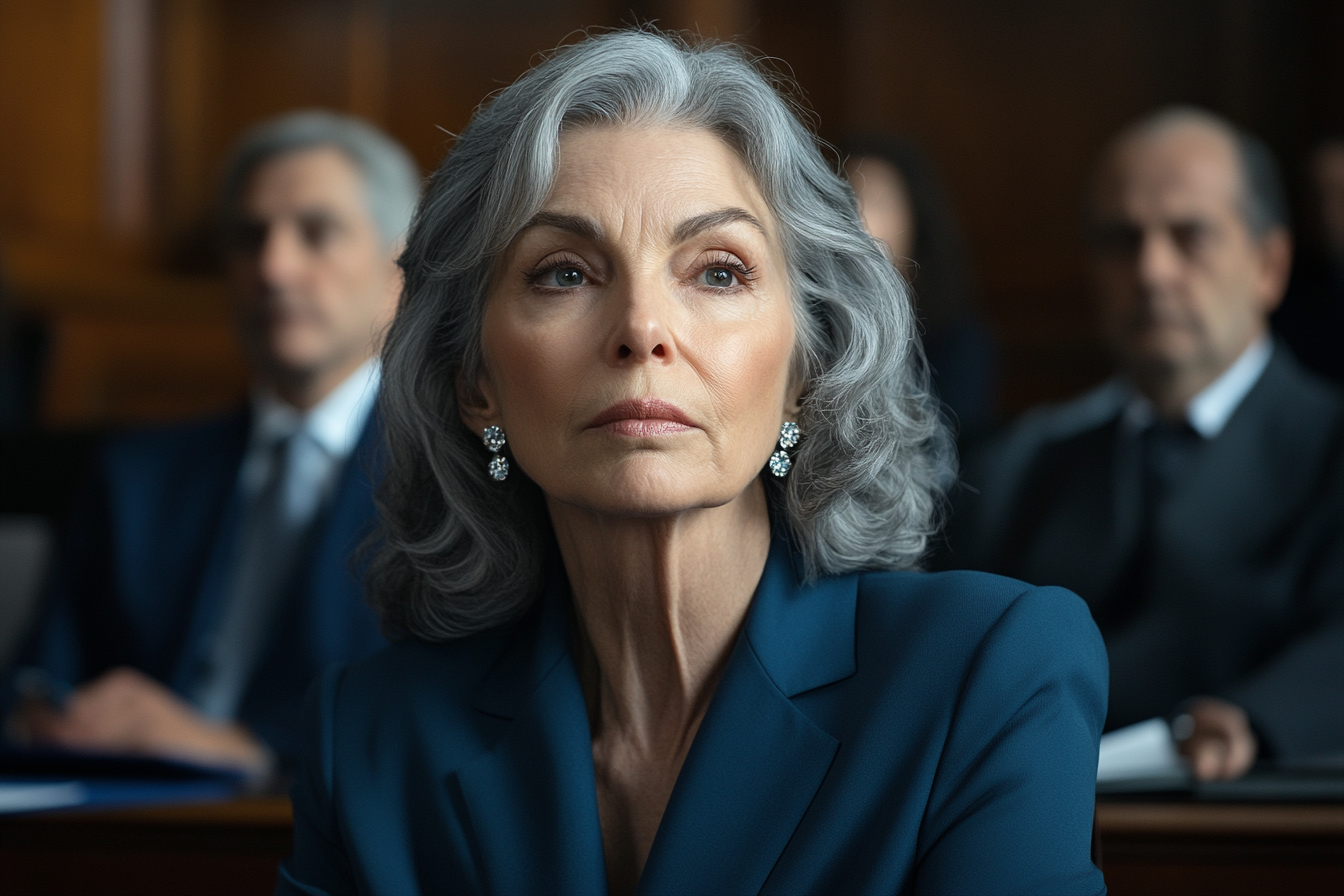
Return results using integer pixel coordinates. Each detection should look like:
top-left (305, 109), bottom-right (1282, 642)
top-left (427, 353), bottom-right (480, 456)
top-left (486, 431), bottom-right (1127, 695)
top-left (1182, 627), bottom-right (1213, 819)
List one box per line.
top-left (550, 266), bottom-right (585, 288)
top-left (701, 266), bottom-right (737, 288)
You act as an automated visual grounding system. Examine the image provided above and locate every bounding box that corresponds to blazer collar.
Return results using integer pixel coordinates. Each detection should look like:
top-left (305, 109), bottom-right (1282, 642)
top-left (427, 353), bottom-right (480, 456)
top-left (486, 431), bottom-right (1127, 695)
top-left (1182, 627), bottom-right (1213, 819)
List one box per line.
top-left (455, 533), bottom-right (857, 895)
top-left (640, 534), bottom-right (853, 894)
top-left (454, 573), bottom-right (608, 895)
top-left (743, 532), bottom-right (858, 697)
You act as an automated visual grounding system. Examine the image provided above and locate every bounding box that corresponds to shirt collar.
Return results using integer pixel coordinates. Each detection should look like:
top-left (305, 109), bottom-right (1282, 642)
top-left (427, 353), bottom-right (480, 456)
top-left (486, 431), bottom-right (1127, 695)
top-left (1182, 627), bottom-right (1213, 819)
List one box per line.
top-left (1122, 335), bottom-right (1273, 439)
top-left (249, 358), bottom-right (381, 459)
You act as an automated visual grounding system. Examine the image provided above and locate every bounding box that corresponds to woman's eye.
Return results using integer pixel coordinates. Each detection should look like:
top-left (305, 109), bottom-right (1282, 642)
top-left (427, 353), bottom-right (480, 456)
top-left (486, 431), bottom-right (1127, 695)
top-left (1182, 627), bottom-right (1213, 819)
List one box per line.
top-left (548, 266), bottom-right (585, 288)
top-left (701, 266), bottom-right (738, 288)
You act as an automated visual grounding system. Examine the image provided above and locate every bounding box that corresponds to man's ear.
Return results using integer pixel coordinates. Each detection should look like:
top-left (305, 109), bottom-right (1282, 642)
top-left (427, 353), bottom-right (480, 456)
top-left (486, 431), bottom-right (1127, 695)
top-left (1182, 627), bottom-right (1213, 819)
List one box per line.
top-left (457, 368), bottom-right (501, 436)
top-left (1256, 227), bottom-right (1293, 315)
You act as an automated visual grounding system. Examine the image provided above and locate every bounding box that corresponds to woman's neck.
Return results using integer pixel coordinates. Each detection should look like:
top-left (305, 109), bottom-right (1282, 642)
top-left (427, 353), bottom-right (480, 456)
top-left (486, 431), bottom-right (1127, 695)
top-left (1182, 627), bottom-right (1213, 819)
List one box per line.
top-left (551, 480), bottom-right (771, 736)
top-left (547, 480), bottom-right (772, 895)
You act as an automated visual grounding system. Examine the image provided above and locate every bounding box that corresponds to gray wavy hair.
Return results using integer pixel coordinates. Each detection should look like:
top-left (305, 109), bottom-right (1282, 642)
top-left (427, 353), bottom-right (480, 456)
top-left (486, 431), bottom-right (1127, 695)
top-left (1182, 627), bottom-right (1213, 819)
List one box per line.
top-left (370, 29), bottom-right (953, 640)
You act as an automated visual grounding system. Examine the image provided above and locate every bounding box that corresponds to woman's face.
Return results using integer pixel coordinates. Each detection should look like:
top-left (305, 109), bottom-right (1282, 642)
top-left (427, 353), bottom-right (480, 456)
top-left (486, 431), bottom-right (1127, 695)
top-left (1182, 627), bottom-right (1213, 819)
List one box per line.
top-left (464, 125), bottom-right (801, 518)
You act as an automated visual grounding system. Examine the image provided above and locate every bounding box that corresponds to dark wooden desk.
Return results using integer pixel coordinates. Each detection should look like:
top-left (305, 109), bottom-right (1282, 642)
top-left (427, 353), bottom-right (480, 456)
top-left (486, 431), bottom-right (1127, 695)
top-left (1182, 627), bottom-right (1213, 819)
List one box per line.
top-left (0, 797), bottom-right (292, 896)
top-left (2, 796), bottom-right (1342, 895)
top-left (1096, 800), bottom-right (1344, 896)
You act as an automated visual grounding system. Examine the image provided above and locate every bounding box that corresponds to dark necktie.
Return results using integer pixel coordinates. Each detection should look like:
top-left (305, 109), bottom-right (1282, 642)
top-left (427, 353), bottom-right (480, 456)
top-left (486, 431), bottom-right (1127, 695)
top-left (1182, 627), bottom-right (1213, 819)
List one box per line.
top-left (1107, 419), bottom-right (1205, 619)
top-left (191, 432), bottom-right (313, 720)
top-left (1140, 419), bottom-right (1203, 506)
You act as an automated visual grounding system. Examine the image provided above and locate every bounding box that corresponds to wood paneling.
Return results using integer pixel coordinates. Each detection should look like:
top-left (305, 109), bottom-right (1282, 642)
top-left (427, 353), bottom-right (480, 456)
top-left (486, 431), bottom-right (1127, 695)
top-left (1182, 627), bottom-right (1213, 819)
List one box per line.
top-left (0, 1), bottom-right (103, 237)
top-left (41, 316), bottom-right (246, 425)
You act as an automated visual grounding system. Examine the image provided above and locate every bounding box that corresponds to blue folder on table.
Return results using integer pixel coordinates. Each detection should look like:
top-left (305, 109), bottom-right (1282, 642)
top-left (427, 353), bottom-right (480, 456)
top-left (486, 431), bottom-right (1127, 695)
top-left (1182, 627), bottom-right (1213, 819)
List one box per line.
top-left (0, 747), bottom-right (245, 814)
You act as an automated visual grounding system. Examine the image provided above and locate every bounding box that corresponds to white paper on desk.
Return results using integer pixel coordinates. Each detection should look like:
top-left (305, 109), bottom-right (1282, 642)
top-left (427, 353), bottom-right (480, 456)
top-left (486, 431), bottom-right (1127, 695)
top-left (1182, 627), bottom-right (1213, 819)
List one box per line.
top-left (1097, 717), bottom-right (1187, 782)
top-left (0, 781), bottom-right (87, 814)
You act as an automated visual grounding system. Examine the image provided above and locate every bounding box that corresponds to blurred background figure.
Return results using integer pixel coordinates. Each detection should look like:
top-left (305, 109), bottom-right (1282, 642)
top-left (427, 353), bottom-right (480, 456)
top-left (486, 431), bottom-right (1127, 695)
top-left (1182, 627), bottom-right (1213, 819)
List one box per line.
top-left (0, 258), bottom-right (56, 674)
top-left (945, 107), bottom-right (1344, 781)
top-left (843, 138), bottom-right (997, 439)
top-left (1273, 137), bottom-right (1344, 384)
top-left (5, 110), bottom-right (419, 778)
top-left (0, 258), bottom-right (48, 433)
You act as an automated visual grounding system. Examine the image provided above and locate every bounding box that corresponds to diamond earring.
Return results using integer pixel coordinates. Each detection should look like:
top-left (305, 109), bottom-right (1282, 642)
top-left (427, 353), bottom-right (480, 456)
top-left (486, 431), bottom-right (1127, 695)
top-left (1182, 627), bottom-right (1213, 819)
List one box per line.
top-left (769, 421), bottom-right (800, 477)
top-left (482, 426), bottom-right (508, 481)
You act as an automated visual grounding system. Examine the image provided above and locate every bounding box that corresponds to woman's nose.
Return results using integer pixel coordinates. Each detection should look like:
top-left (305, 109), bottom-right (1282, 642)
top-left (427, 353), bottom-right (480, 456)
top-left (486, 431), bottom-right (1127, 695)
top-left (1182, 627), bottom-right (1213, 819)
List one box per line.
top-left (606, 276), bottom-right (676, 365)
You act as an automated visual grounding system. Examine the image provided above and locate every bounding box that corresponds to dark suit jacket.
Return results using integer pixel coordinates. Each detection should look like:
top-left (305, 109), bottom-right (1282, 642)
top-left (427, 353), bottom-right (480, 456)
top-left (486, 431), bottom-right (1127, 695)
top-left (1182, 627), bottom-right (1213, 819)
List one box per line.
top-left (13, 408), bottom-right (387, 766)
top-left (945, 345), bottom-right (1344, 758)
top-left (278, 535), bottom-right (1107, 896)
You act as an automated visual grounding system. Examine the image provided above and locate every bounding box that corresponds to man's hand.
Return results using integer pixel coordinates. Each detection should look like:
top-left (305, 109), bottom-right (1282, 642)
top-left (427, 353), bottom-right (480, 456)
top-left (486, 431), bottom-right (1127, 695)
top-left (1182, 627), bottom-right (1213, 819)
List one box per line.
top-left (1172, 697), bottom-right (1258, 781)
top-left (16, 667), bottom-right (273, 779)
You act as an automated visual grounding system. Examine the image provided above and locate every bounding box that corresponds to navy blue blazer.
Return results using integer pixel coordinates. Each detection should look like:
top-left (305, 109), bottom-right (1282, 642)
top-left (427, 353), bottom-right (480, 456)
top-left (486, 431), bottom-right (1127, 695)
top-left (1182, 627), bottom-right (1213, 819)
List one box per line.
top-left (279, 537), bottom-right (1107, 895)
top-left (13, 407), bottom-right (387, 766)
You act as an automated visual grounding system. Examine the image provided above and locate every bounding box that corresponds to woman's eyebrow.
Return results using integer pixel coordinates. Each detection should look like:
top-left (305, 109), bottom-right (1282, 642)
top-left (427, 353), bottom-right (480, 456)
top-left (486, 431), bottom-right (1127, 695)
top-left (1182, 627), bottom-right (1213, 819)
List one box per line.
top-left (521, 211), bottom-right (605, 242)
top-left (673, 208), bottom-right (766, 243)
top-left (520, 207), bottom-right (765, 244)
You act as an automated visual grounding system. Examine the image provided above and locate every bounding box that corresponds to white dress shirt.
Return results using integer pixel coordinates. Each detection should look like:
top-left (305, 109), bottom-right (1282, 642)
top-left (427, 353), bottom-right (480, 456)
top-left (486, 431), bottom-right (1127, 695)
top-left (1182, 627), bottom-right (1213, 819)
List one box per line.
top-left (1121, 334), bottom-right (1273, 438)
top-left (238, 358), bottom-right (382, 528)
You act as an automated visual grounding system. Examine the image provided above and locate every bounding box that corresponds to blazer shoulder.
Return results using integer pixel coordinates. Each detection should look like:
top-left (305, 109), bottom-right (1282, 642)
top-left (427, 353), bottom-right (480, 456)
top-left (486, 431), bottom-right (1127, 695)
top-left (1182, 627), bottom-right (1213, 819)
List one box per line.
top-left (950, 386), bottom-right (1122, 568)
top-left (333, 625), bottom-right (516, 718)
top-left (1262, 344), bottom-right (1344, 425)
top-left (968, 380), bottom-right (1124, 472)
top-left (100, 408), bottom-right (250, 479)
top-left (856, 566), bottom-right (1065, 616)
top-left (853, 569), bottom-right (1104, 670)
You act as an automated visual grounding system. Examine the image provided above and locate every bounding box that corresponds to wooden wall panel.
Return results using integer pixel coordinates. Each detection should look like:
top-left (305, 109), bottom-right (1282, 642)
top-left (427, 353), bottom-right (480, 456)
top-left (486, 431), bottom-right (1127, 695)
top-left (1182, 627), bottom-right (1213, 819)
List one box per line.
top-left (0, 1), bottom-right (103, 237)
top-left (379, 0), bottom-right (612, 176)
top-left (155, 0), bottom-right (355, 240)
top-left (42, 316), bottom-right (246, 425)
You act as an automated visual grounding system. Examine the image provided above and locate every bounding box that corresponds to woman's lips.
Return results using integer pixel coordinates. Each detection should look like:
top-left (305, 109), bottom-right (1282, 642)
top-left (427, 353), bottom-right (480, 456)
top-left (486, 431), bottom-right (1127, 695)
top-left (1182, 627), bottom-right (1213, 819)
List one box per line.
top-left (602, 419), bottom-right (693, 437)
top-left (589, 399), bottom-right (695, 436)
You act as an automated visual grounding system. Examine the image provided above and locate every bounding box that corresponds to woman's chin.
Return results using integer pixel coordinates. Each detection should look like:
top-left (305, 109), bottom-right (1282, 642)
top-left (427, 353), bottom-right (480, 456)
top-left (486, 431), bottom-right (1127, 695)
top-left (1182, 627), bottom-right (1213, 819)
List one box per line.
top-left (543, 471), bottom-right (748, 521)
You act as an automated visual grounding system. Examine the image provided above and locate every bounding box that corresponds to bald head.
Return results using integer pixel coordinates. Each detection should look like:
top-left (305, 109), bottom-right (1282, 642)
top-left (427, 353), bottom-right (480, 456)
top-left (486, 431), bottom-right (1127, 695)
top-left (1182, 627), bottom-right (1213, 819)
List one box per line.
top-left (1096, 108), bottom-right (1289, 239)
top-left (1087, 109), bottom-right (1293, 416)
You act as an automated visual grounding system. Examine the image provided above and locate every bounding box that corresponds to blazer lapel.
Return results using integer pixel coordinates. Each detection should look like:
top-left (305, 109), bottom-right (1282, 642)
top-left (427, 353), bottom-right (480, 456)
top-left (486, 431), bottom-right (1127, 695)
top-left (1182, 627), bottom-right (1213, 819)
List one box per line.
top-left (1015, 418), bottom-right (1138, 609)
top-left (1102, 420), bottom-right (1145, 595)
top-left (281, 410), bottom-right (385, 667)
top-left (451, 581), bottom-right (608, 896)
top-left (168, 408), bottom-right (251, 694)
top-left (638, 537), bottom-right (851, 895)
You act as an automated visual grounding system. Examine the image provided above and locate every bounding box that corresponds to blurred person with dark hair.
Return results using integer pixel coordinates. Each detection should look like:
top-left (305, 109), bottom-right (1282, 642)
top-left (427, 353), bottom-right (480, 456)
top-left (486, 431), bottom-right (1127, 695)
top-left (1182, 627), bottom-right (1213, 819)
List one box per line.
top-left (6, 110), bottom-right (420, 777)
top-left (843, 137), bottom-right (996, 438)
top-left (1273, 137), bottom-right (1344, 383)
top-left (946, 107), bottom-right (1344, 780)
top-left (0, 258), bottom-right (48, 432)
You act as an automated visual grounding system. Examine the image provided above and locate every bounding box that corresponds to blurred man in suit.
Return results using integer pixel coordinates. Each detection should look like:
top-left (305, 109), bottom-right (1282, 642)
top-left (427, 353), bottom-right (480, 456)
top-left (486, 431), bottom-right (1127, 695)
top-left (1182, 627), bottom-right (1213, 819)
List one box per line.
top-left (9, 111), bottom-right (420, 776)
top-left (946, 107), bottom-right (1344, 780)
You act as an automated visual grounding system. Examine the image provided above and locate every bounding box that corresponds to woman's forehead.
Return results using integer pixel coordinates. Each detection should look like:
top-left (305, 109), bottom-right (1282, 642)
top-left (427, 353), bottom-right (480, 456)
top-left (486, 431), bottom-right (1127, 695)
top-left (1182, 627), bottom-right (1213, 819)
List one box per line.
top-left (544, 125), bottom-right (773, 229)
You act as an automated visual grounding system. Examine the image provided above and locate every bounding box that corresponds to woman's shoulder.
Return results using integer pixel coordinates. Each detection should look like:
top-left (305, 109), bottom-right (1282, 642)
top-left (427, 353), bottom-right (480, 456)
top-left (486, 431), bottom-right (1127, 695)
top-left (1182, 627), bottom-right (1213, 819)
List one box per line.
top-left (847, 568), bottom-right (1105, 683)
top-left (329, 622), bottom-right (519, 720)
top-left (856, 567), bottom-right (1095, 632)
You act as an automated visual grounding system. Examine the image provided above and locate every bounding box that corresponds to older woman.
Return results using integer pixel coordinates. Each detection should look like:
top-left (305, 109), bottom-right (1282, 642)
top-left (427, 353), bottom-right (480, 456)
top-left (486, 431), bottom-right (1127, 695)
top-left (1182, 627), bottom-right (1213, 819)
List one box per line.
top-left (279, 31), bottom-right (1106, 896)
